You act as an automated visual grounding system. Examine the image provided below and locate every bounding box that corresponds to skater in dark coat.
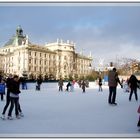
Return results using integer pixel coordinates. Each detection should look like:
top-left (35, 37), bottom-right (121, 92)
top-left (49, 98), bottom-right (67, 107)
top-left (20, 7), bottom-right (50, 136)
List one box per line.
top-left (7, 75), bottom-right (21, 119)
top-left (66, 81), bottom-right (71, 91)
top-left (128, 74), bottom-right (140, 101)
top-left (1, 74), bottom-right (13, 116)
top-left (98, 77), bottom-right (103, 92)
top-left (20, 77), bottom-right (27, 90)
top-left (36, 77), bottom-right (43, 90)
top-left (1, 75), bottom-right (23, 120)
top-left (81, 80), bottom-right (86, 93)
top-left (58, 78), bottom-right (64, 91)
top-left (108, 68), bottom-right (123, 105)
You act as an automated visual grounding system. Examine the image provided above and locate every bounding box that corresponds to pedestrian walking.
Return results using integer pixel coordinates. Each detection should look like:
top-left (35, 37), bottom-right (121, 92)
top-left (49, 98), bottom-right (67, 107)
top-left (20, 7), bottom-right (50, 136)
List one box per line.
top-left (58, 78), bottom-right (64, 91)
top-left (108, 68), bottom-right (123, 105)
top-left (98, 77), bottom-right (103, 92)
top-left (0, 79), bottom-right (5, 101)
top-left (128, 74), bottom-right (140, 101)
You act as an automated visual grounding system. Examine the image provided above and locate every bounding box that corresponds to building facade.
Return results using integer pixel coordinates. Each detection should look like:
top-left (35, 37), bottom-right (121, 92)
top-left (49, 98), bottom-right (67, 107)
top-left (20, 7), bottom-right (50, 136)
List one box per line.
top-left (0, 26), bottom-right (92, 80)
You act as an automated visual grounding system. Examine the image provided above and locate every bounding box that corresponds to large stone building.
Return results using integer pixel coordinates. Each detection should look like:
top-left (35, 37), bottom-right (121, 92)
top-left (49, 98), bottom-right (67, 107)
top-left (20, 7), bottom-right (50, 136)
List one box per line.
top-left (0, 26), bottom-right (92, 80)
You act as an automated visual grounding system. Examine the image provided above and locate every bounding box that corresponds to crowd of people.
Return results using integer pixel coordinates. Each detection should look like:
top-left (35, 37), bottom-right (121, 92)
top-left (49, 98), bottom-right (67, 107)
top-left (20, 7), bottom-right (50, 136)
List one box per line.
top-left (0, 68), bottom-right (140, 130)
top-left (58, 79), bottom-right (89, 93)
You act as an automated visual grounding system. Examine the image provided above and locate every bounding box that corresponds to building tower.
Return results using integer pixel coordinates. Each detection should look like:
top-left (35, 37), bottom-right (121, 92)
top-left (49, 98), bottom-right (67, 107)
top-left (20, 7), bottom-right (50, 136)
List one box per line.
top-left (16, 25), bottom-right (23, 37)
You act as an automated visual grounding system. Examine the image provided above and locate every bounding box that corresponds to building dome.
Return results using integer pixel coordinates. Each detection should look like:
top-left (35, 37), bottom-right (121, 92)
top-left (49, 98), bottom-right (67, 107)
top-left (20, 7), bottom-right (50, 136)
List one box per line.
top-left (3, 26), bottom-right (31, 47)
top-left (16, 25), bottom-right (23, 36)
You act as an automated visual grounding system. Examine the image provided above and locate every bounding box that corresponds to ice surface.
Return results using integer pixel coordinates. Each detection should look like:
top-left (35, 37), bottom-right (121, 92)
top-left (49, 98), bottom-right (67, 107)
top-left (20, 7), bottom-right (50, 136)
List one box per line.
top-left (0, 82), bottom-right (139, 137)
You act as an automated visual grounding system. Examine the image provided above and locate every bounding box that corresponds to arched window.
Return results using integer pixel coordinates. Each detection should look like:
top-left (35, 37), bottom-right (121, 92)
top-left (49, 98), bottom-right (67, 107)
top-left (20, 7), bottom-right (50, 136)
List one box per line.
top-left (64, 56), bottom-right (67, 60)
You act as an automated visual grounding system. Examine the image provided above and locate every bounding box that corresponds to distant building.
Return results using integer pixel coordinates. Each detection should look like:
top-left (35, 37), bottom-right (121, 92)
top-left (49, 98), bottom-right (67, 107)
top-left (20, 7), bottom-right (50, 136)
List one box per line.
top-left (0, 26), bottom-right (92, 79)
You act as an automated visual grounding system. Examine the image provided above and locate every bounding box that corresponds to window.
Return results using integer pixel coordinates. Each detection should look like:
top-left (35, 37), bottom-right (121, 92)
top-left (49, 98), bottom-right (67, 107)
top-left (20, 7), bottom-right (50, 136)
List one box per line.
top-left (29, 66), bottom-right (31, 71)
top-left (29, 59), bottom-right (31, 63)
top-left (34, 59), bottom-right (37, 64)
top-left (29, 51), bottom-right (31, 56)
top-left (64, 56), bottom-right (67, 60)
top-left (59, 56), bottom-right (61, 60)
top-left (40, 60), bottom-right (42, 65)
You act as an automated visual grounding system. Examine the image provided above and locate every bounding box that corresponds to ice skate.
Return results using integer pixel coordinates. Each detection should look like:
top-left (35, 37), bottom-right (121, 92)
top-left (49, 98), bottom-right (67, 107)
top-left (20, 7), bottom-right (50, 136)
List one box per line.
top-left (7, 116), bottom-right (13, 120)
top-left (19, 112), bottom-right (24, 117)
top-left (16, 115), bottom-right (21, 119)
top-left (1, 114), bottom-right (6, 120)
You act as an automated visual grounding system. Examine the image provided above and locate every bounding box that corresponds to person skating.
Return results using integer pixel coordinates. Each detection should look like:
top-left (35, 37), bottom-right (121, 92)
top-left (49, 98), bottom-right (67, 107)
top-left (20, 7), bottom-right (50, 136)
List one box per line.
top-left (66, 81), bottom-right (71, 91)
top-left (1, 74), bottom-right (13, 119)
top-left (58, 78), bottom-right (64, 91)
top-left (70, 80), bottom-right (75, 92)
top-left (7, 75), bottom-right (21, 120)
top-left (108, 68), bottom-right (123, 105)
top-left (137, 105), bottom-right (140, 131)
top-left (36, 76), bottom-right (43, 90)
top-left (128, 74), bottom-right (140, 101)
top-left (81, 80), bottom-right (86, 93)
top-left (98, 77), bottom-right (103, 92)
top-left (123, 79), bottom-right (130, 93)
top-left (20, 76), bottom-right (27, 90)
top-left (0, 79), bottom-right (5, 101)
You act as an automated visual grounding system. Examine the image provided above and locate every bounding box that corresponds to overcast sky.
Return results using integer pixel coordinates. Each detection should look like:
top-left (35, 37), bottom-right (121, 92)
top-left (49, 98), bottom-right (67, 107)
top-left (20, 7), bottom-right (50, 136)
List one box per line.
top-left (0, 3), bottom-right (140, 66)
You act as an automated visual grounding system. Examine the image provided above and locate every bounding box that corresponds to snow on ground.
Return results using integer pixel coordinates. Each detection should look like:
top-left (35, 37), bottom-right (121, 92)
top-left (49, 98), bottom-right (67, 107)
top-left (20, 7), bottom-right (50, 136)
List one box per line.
top-left (0, 82), bottom-right (140, 137)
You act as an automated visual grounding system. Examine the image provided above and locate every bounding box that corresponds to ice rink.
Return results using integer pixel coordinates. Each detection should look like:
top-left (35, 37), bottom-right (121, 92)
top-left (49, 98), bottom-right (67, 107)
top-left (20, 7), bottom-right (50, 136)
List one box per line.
top-left (0, 82), bottom-right (140, 137)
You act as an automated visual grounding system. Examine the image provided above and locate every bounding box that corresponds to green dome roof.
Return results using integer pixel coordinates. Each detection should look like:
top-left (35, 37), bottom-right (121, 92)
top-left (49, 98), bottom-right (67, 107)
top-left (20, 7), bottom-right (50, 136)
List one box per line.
top-left (3, 26), bottom-right (31, 47)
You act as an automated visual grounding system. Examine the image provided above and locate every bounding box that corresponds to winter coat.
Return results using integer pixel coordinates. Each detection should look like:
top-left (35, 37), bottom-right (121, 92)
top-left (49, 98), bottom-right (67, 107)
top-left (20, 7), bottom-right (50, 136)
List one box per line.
top-left (6, 77), bottom-right (13, 89)
top-left (58, 80), bottom-right (63, 86)
top-left (20, 77), bottom-right (26, 84)
top-left (66, 82), bottom-right (71, 87)
top-left (37, 78), bottom-right (43, 85)
top-left (10, 79), bottom-right (20, 95)
top-left (99, 78), bottom-right (102, 86)
top-left (128, 75), bottom-right (139, 89)
top-left (108, 70), bottom-right (120, 87)
top-left (81, 81), bottom-right (86, 89)
top-left (0, 83), bottom-right (5, 94)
